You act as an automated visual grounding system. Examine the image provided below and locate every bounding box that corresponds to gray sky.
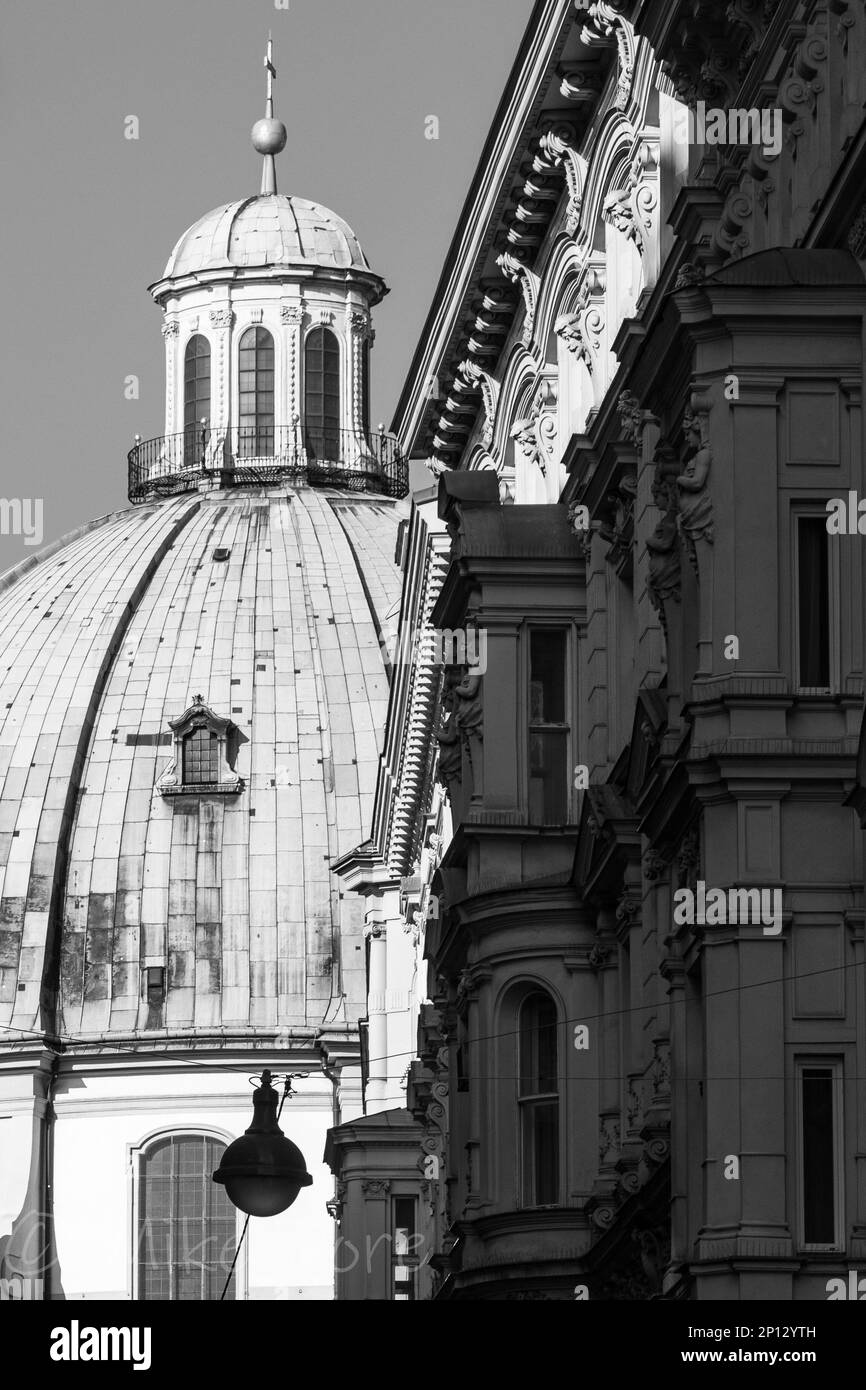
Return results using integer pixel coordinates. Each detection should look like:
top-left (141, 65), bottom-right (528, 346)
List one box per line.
top-left (0, 0), bottom-right (531, 568)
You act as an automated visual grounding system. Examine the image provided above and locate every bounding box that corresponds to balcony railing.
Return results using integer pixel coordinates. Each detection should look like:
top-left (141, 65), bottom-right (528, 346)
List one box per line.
top-left (128, 425), bottom-right (409, 503)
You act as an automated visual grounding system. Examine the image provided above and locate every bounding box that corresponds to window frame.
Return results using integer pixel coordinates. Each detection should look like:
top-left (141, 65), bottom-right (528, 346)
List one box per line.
top-left (182, 726), bottom-right (221, 787)
top-left (183, 334), bottom-right (212, 442)
top-left (795, 1057), bottom-right (844, 1253)
top-left (517, 989), bottom-right (561, 1209)
top-left (791, 505), bottom-right (839, 694)
top-left (304, 325), bottom-right (342, 460)
top-left (128, 1127), bottom-right (246, 1301)
top-left (525, 624), bottom-right (573, 826)
top-left (237, 325), bottom-right (276, 457)
top-left (391, 1195), bottom-right (419, 1301)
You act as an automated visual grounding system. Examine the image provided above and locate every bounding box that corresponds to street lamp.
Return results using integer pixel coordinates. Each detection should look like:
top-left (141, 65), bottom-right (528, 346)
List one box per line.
top-left (213, 1070), bottom-right (313, 1217)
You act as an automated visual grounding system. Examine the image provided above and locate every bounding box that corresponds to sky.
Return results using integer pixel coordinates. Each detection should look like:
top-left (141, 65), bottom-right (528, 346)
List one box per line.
top-left (0, 0), bottom-right (533, 568)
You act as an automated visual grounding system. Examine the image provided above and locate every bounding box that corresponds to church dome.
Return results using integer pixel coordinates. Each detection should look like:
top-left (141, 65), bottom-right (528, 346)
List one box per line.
top-left (164, 194), bottom-right (373, 279)
top-left (0, 488), bottom-right (403, 1040)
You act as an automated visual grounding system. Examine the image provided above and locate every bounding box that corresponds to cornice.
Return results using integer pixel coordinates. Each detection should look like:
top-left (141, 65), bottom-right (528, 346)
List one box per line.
top-left (391, 0), bottom-right (604, 457)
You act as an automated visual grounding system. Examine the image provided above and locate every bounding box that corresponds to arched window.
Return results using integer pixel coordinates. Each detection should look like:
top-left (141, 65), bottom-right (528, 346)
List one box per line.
top-left (184, 335), bottom-right (211, 464)
top-left (304, 327), bottom-right (340, 460)
top-left (238, 327), bottom-right (275, 457)
top-left (182, 726), bottom-right (220, 786)
top-left (518, 991), bottom-right (559, 1206)
top-left (138, 1135), bottom-right (236, 1300)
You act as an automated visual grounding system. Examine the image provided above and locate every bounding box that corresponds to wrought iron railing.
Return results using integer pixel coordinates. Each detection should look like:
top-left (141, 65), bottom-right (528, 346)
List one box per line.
top-left (128, 425), bottom-right (409, 503)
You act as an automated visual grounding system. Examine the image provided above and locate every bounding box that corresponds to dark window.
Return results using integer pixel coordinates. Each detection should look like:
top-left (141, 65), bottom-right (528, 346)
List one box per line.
top-left (138, 1135), bottom-right (236, 1300)
top-left (798, 517), bottom-right (830, 687)
top-left (238, 327), bottom-right (275, 457)
top-left (304, 327), bottom-right (340, 460)
top-left (801, 1067), bottom-right (836, 1246)
top-left (182, 728), bottom-right (220, 785)
top-left (183, 335), bottom-right (211, 464)
top-left (392, 1197), bottom-right (418, 1301)
top-left (519, 992), bottom-right (559, 1207)
top-left (529, 629), bottom-right (569, 824)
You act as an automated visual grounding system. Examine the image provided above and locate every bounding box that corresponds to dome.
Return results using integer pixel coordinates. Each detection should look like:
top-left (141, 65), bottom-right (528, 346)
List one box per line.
top-left (164, 194), bottom-right (374, 279)
top-left (0, 488), bottom-right (404, 1040)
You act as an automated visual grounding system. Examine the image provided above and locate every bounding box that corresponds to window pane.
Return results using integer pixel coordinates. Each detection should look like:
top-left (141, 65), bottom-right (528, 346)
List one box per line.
top-left (139, 1136), bottom-right (236, 1300)
top-left (798, 518), bottom-right (830, 687)
top-left (529, 728), bottom-right (568, 824)
top-left (802, 1068), bottom-right (835, 1244)
top-left (521, 1100), bottom-right (559, 1207)
top-left (530, 630), bottom-right (566, 724)
top-left (238, 329), bottom-right (275, 454)
top-left (184, 336), bottom-right (211, 439)
top-left (305, 328), bottom-right (340, 459)
top-left (519, 993), bottom-right (558, 1095)
top-left (392, 1197), bottom-right (417, 1301)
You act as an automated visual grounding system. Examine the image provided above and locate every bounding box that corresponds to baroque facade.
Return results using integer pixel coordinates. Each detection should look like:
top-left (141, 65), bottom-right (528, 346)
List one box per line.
top-left (326, 0), bottom-right (866, 1299)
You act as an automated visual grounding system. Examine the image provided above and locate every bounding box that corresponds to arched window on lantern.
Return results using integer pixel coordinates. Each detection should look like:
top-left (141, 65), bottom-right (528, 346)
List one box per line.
top-left (304, 326), bottom-right (340, 461)
top-left (518, 990), bottom-right (560, 1206)
top-left (183, 335), bottom-right (211, 465)
top-left (238, 326), bottom-right (275, 457)
top-left (135, 1133), bottom-right (238, 1300)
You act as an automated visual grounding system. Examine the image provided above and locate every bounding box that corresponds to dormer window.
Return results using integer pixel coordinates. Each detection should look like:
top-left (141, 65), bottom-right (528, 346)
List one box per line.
top-left (157, 695), bottom-right (242, 796)
top-left (183, 726), bottom-right (220, 785)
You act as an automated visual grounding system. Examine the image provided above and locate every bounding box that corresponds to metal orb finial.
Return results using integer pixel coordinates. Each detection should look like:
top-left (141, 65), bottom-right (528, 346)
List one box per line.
top-left (252, 117), bottom-right (288, 157)
top-left (256, 34), bottom-right (285, 195)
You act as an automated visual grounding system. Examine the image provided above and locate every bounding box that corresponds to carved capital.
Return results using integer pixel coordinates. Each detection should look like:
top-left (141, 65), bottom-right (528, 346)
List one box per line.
top-left (361, 1179), bottom-right (392, 1196)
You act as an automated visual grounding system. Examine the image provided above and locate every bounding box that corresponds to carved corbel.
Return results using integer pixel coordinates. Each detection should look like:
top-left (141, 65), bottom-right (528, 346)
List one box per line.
top-left (603, 187), bottom-right (641, 249)
top-left (643, 847), bottom-right (670, 882)
top-left (496, 250), bottom-right (539, 347)
top-left (715, 189), bottom-right (753, 259)
top-left (555, 312), bottom-right (593, 373)
top-left (573, 1), bottom-right (635, 108)
top-left (536, 125), bottom-right (588, 237)
top-left (559, 265), bottom-right (607, 400)
top-left (458, 360), bottom-right (500, 448)
top-left (558, 62), bottom-right (604, 105)
top-left (510, 380), bottom-right (558, 478)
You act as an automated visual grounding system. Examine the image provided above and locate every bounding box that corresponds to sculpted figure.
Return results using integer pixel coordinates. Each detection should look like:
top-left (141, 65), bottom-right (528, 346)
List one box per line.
top-left (454, 666), bottom-right (484, 797)
top-left (676, 409), bottom-right (714, 570)
top-left (434, 668), bottom-right (463, 792)
top-left (646, 474), bottom-right (681, 627)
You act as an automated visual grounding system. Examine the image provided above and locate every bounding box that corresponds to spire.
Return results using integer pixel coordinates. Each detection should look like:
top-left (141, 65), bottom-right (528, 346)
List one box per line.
top-left (251, 34), bottom-right (288, 196)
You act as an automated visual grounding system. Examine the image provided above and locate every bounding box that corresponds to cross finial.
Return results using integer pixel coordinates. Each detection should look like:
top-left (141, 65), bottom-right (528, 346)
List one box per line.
top-left (251, 34), bottom-right (287, 196)
top-left (264, 33), bottom-right (276, 115)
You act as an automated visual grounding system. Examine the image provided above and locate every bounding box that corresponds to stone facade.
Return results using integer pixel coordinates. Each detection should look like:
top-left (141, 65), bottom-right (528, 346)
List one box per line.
top-left (326, 0), bottom-right (866, 1300)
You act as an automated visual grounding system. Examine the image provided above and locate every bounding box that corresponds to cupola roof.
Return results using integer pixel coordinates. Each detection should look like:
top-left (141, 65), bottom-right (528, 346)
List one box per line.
top-left (163, 194), bottom-right (373, 279)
